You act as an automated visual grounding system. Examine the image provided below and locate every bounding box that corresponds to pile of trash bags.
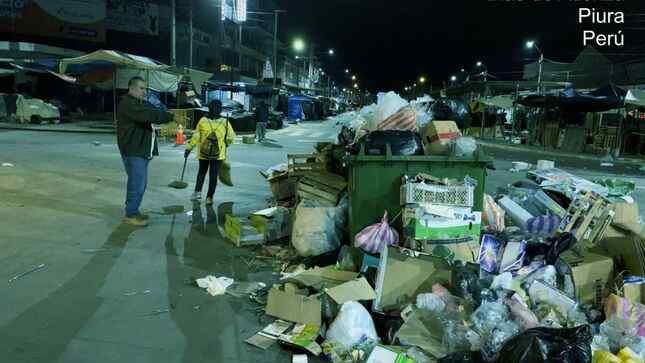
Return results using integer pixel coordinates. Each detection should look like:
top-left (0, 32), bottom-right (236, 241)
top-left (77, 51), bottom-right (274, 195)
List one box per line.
top-left (244, 94), bottom-right (645, 363)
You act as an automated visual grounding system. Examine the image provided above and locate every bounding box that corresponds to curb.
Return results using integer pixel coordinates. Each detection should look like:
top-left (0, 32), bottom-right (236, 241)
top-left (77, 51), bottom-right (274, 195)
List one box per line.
top-left (0, 125), bottom-right (115, 134)
top-left (478, 140), bottom-right (644, 167)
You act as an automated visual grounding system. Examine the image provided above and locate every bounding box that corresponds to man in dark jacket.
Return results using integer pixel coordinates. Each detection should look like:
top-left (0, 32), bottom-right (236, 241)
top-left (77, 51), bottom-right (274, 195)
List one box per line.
top-left (254, 100), bottom-right (269, 142)
top-left (117, 76), bottom-right (173, 226)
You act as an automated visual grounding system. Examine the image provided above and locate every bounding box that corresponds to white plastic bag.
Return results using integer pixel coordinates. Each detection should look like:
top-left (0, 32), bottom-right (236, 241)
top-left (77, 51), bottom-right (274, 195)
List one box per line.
top-left (373, 92), bottom-right (408, 126)
top-left (354, 211), bottom-right (399, 254)
top-left (326, 301), bottom-right (379, 351)
top-left (453, 137), bottom-right (477, 157)
top-left (292, 198), bottom-right (347, 257)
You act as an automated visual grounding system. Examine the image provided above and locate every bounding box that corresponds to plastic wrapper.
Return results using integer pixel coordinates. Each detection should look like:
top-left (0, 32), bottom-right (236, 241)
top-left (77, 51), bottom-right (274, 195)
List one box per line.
top-left (417, 293), bottom-right (446, 312)
top-left (354, 211), bottom-right (399, 254)
top-left (326, 302), bottom-right (379, 351)
top-left (524, 232), bottom-right (576, 266)
top-left (351, 130), bottom-right (424, 156)
top-left (472, 302), bottom-right (510, 334)
top-left (490, 272), bottom-right (514, 291)
top-left (523, 265), bottom-right (558, 288)
top-left (433, 284), bottom-right (458, 312)
top-left (604, 294), bottom-right (645, 337)
top-left (496, 325), bottom-right (593, 363)
top-left (452, 262), bottom-right (483, 306)
top-left (599, 316), bottom-right (642, 353)
top-left (482, 195), bottom-right (505, 232)
top-left (373, 91), bottom-right (408, 126)
top-left (507, 297), bottom-right (539, 331)
top-left (406, 346), bottom-right (433, 363)
top-left (481, 320), bottom-right (520, 362)
top-left (452, 137), bottom-right (478, 158)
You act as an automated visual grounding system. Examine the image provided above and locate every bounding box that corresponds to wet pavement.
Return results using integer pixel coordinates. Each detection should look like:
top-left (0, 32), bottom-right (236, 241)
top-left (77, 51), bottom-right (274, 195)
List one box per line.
top-left (0, 121), bottom-right (643, 362)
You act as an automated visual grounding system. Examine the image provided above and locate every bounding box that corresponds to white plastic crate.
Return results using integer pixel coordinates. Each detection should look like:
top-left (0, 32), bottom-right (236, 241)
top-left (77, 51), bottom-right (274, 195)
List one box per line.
top-left (401, 180), bottom-right (475, 208)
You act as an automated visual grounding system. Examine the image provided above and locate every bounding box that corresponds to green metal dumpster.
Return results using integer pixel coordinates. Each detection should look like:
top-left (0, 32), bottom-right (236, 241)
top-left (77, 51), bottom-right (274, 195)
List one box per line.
top-left (347, 145), bottom-right (492, 239)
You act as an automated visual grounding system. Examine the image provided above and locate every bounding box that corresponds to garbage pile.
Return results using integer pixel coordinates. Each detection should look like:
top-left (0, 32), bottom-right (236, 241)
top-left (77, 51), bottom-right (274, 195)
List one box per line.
top-left (226, 98), bottom-right (644, 362)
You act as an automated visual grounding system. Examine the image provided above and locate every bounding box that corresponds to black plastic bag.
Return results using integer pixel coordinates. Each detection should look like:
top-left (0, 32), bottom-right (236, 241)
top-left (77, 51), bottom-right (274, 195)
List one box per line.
top-left (351, 130), bottom-right (424, 156)
top-left (524, 233), bottom-right (576, 265)
top-left (496, 325), bottom-right (592, 363)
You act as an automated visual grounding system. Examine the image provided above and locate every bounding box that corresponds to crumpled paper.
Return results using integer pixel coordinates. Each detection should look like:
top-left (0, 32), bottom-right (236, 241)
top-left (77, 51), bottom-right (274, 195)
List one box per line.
top-left (196, 275), bottom-right (234, 296)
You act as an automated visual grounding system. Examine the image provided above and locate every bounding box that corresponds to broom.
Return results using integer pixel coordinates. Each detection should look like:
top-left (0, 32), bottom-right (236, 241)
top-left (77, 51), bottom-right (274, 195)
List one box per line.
top-left (168, 156), bottom-right (189, 189)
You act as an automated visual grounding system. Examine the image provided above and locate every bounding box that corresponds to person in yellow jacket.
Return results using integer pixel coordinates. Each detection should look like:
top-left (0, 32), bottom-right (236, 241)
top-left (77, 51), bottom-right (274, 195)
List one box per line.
top-left (184, 99), bottom-right (236, 205)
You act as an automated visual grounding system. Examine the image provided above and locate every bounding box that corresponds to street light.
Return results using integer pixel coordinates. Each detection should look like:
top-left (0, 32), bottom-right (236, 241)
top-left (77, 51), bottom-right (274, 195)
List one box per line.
top-left (293, 38), bottom-right (305, 52)
top-left (450, 75), bottom-right (457, 82)
top-left (354, 83), bottom-right (358, 89)
top-left (351, 75), bottom-right (357, 81)
top-left (345, 69), bottom-right (349, 74)
top-left (476, 61), bottom-right (483, 67)
top-left (328, 49), bottom-right (335, 55)
top-left (419, 76), bottom-right (426, 84)
top-left (525, 40), bottom-right (544, 93)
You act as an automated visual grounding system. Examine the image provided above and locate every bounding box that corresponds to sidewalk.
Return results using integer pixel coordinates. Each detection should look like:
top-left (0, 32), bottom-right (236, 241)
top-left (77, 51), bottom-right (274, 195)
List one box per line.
top-left (0, 121), bottom-right (115, 134)
top-left (478, 138), bottom-right (644, 167)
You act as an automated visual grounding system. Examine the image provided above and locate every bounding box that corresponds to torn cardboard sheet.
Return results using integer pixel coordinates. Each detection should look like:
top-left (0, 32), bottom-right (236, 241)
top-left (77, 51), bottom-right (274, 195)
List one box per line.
top-left (325, 277), bottom-right (376, 304)
top-left (196, 276), bottom-right (234, 296)
top-left (373, 247), bottom-right (451, 313)
top-left (265, 286), bottom-right (322, 326)
top-left (278, 324), bottom-right (322, 356)
top-left (366, 345), bottom-right (416, 363)
top-left (249, 206), bottom-right (293, 242)
top-left (246, 320), bottom-right (293, 350)
top-left (283, 265), bottom-right (359, 291)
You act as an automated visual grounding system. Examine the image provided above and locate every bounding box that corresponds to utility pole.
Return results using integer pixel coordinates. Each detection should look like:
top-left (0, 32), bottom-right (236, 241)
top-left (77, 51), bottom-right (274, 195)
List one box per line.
top-left (171, 0), bottom-right (176, 66)
top-left (188, 0), bottom-right (193, 68)
top-left (537, 52), bottom-right (544, 94)
top-left (273, 11), bottom-right (279, 89)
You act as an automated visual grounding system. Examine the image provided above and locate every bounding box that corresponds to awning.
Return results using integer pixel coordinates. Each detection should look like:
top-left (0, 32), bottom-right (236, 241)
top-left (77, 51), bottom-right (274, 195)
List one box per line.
top-left (478, 95), bottom-right (515, 109)
top-left (185, 68), bottom-right (213, 95)
top-left (59, 50), bottom-right (169, 74)
top-left (516, 85), bottom-right (626, 112)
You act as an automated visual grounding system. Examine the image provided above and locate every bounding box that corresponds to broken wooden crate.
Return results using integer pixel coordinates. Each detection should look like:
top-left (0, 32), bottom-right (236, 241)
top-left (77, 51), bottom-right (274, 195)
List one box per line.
top-left (288, 154), bottom-right (328, 176)
top-left (296, 172), bottom-right (347, 206)
top-left (266, 171), bottom-right (299, 201)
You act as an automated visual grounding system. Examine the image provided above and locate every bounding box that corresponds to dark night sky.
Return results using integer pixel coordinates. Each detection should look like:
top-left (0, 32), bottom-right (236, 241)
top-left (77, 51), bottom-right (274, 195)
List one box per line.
top-left (274, 0), bottom-right (645, 92)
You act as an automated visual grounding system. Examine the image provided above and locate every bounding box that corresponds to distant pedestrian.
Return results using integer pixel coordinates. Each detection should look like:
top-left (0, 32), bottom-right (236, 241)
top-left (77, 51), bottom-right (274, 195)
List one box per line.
top-left (117, 76), bottom-right (173, 227)
top-left (184, 99), bottom-right (236, 205)
top-left (254, 100), bottom-right (269, 142)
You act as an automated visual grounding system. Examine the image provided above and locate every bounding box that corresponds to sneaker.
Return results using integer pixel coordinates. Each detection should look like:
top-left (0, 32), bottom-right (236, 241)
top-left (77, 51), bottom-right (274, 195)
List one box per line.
top-left (123, 215), bottom-right (148, 227)
top-left (206, 197), bottom-right (213, 205)
top-left (190, 192), bottom-right (201, 201)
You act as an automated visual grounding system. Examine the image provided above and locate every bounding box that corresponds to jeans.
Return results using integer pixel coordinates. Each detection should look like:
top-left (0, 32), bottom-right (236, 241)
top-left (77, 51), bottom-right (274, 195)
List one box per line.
top-left (122, 156), bottom-right (150, 218)
top-left (256, 122), bottom-right (267, 141)
top-left (195, 159), bottom-right (222, 198)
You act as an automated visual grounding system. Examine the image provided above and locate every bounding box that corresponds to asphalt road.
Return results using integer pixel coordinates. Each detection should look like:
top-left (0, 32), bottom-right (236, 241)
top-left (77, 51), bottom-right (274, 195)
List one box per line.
top-left (0, 120), bottom-right (643, 363)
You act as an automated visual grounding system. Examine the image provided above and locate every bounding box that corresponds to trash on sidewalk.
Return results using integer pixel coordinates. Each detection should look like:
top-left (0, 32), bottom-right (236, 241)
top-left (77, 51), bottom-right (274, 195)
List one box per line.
top-left (243, 135), bottom-right (256, 144)
top-left (292, 354), bottom-right (308, 363)
top-left (326, 301), bottom-right (379, 351)
top-left (510, 161), bottom-right (531, 172)
top-left (249, 206), bottom-right (292, 242)
top-left (246, 320), bottom-right (293, 350)
top-left (537, 160), bottom-right (555, 170)
top-left (8, 263), bottom-right (46, 283)
top-left (297, 172), bottom-right (348, 206)
top-left (421, 121), bottom-right (461, 155)
top-left (2, 162), bottom-right (14, 167)
top-left (265, 285), bottom-right (322, 326)
top-left (195, 275), bottom-right (234, 296)
top-left (226, 281), bottom-right (267, 298)
top-left (291, 198), bottom-right (347, 257)
top-left (279, 323), bottom-right (322, 356)
top-left (283, 265), bottom-right (359, 290)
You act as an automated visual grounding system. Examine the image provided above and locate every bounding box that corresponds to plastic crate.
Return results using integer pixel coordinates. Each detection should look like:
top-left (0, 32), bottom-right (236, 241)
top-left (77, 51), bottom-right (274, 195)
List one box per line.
top-left (401, 179), bottom-right (475, 208)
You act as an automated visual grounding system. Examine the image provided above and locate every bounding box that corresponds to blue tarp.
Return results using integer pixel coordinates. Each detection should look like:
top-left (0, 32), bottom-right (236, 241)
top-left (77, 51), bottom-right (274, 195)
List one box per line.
top-left (288, 95), bottom-right (315, 120)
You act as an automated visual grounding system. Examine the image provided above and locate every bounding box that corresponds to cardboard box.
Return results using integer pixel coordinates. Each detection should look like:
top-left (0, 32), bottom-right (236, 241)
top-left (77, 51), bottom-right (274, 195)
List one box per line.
top-left (325, 277), bottom-right (376, 305)
top-left (404, 207), bottom-right (481, 243)
top-left (559, 250), bottom-right (614, 308)
top-left (249, 206), bottom-right (292, 242)
top-left (224, 214), bottom-right (264, 247)
top-left (599, 225), bottom-right (645, 277)
top-left (283, 266), bottom-right (359, 291)
top-left (421, 121), bottom-right (461, 155)
top-left (373, 246), bottom-right (451, 312)
top-left (265, 286), bottom-right (322, 326)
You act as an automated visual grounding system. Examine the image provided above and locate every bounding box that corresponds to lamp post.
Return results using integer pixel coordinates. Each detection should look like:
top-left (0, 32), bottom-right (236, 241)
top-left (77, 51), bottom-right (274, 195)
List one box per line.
top-left (526, 40), bottom-right (544, 94)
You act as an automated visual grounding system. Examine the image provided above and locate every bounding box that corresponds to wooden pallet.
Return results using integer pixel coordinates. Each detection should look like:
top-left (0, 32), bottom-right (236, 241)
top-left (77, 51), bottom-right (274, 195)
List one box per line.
top-left (558, 191), bottom-right (614, 248)
top-left (288, 154), bottom-right (327, 176)
top-left (296, 172), bottom-right (347, 206)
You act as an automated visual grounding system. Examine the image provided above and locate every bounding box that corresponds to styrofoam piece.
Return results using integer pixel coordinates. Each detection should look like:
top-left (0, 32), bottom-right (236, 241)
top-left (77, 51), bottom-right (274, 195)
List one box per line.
top-left (498, 196), bottom-right (534, 231)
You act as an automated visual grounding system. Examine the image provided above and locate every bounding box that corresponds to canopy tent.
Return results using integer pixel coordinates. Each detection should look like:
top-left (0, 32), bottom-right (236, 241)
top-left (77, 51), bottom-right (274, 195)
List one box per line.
top-left (516, 85), bottom-right (627, 113)
top-left (59, 50), bottom-right (169, 74)
top-left (477, 95), bottom-right (515, 109)
top-left (625, 89), bottom-right (645, 107)
top-left (184, 68), bottom-right (213, 95)
top-left (58, 50), bottom-right (179, 122)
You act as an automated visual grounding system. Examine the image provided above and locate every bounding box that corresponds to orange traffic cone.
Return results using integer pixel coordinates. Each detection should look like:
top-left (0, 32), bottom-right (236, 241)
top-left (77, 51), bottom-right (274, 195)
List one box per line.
top-left (175, 125), bottom-right (185, 146)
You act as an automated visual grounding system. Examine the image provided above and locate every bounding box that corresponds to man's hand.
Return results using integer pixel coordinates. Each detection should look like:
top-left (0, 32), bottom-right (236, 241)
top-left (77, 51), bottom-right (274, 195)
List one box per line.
top-left (184, 149), bottom-right (191, 158)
